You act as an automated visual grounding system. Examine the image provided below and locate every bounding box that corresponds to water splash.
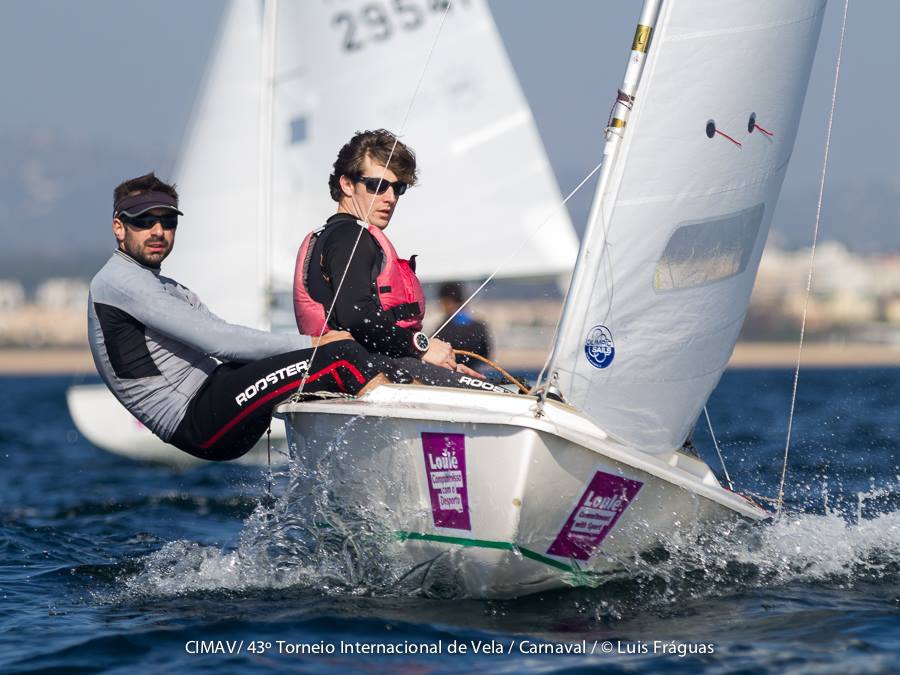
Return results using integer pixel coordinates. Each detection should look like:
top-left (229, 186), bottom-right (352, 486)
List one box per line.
top-left (116, 498), bottom-right (900, 610)
top-left (118, 416), bottom-right (422, 600)
top-left (114, 411), bottom-right (900, 608)
top-left (572, 498), bottom-right (900, 622)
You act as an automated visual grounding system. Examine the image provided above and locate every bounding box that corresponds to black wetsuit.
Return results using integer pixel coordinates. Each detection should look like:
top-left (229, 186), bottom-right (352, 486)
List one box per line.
top-left (306, 213), bottom-right (419, 358)
top-left (89, 250), bottom-right (383, 461)
top-left (434, 311), bottom-right (491, 366)
top-left (91, 250), bottom-right (506, 461)
top-left (303, 214), bottom-right (510, 394)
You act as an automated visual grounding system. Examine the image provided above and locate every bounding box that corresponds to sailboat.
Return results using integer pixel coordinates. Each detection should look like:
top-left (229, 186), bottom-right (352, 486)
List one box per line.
top-left (66, 0), bottom-right (578, 466)
top-left (277, 0), bottom-right (827, 597)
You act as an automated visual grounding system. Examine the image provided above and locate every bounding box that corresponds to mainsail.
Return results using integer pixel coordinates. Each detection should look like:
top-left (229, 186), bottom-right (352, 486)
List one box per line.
top-left (549, 0), bottom-right (827, 453)
top-left (166, 0), bottom-right (578, 331)
top-left (165, 0), bottom-right (266, 328)
top-left (273, 0), bottom-right (577, 285)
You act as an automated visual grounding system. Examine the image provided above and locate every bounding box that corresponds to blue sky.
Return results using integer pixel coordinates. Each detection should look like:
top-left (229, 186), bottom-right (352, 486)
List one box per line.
top-left (0, 0), bottom-right (894, 248)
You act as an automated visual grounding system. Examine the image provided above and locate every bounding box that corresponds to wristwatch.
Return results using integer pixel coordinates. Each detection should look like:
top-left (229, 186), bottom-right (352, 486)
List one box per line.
top-left (412, 331), bottom-right (430, 355)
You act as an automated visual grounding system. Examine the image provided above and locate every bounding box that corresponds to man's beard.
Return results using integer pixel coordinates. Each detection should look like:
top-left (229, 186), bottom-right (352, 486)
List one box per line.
top-left (123, 237), bottom-right (170, 268)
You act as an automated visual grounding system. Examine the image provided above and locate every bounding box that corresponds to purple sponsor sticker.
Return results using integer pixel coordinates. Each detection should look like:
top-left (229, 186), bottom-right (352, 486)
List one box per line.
top-left (421, 432), bottom-right (471, 531)
top-left (547, 470), bottom-right (643, 560)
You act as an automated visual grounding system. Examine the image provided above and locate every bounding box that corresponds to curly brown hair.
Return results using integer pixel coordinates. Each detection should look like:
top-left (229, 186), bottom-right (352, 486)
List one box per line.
top-left (113, 172), bottom-right (178, 207)
top-left (328, 129), bottom-right (417, 202)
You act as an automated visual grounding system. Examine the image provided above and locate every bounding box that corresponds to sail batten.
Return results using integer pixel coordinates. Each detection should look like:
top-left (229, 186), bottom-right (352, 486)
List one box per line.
top-left (549, 0), bottom-right (827, 454)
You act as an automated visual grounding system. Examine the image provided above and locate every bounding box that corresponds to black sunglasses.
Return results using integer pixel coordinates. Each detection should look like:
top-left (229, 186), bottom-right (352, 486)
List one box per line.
top-left (355, 175), bottom-right (408, 196)
top-left (119, 213), bottom-right (179, 230)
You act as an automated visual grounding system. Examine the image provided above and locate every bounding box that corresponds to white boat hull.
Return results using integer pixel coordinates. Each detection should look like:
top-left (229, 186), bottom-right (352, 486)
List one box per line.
top-left (67, 384), bottom-right (287, 468)
top-left (276, 385), bottom-right (766, 598)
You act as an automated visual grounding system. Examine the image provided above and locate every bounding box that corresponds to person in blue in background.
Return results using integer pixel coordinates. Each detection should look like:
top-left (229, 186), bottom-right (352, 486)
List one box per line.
top-left (433, 282), bottom-right (491, 369)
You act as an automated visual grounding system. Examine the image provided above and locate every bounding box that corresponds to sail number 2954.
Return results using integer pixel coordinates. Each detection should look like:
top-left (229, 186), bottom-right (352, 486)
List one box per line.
top-left (332, 0), bottom-right (471, 53)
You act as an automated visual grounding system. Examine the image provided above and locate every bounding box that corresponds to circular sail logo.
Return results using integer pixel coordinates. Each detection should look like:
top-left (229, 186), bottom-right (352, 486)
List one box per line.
top-left (584, 325), bottom-right (615, 369)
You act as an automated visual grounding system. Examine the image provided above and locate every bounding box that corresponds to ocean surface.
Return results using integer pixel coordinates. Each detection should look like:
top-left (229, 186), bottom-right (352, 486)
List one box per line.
top-left (2, 369), bottom-right (898, 674)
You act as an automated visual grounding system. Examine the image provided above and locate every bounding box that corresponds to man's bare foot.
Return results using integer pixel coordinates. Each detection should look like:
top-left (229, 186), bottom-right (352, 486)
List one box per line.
top-left (357, 373), bottom-right (390, 397)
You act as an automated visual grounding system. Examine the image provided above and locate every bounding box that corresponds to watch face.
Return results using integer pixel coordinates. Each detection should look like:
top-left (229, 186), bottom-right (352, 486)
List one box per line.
top-left (414, 332), bottom-right (429, 352)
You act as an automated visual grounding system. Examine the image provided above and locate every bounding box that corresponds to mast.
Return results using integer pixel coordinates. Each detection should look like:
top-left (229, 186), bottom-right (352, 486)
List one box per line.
top-left (539, 0), bottom-right (662, 404)
top-left (257, 0), bottom-right (279, 330)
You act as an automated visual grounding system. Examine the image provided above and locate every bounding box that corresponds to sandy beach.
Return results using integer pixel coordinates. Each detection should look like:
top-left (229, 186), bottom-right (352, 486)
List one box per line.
top-left (3, 342), bottom-right (900, 376)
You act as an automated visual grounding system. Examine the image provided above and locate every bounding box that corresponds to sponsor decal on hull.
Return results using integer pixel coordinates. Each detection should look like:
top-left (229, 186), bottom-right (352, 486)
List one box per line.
top-left (421, 432), bottom-right (471, 531)
top-left (547, 469), bottom-right (643, 561)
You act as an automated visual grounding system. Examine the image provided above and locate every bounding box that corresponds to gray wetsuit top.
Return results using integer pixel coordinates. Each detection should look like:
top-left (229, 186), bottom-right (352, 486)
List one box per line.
top-left (88, 250), bottom-right (311, 441)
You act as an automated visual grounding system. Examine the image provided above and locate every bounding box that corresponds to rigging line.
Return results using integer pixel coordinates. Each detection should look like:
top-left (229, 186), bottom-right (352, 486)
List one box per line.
top-left (777, 0), bottom-right (850, 515)
top-left (703, 406), bottom-right (733, 491)
top-left (297, 0), bottom-right (454, 393)
top-left (431, 159), bottom-right (604, 342)
top-left (263, 425), bottom-right (274, 508)
top-left (534, 158), bottom-right (617, 399)
top-left (258, 0), bottom-right (279, 331)
top-left (536, 6), bottom-right (662, 401)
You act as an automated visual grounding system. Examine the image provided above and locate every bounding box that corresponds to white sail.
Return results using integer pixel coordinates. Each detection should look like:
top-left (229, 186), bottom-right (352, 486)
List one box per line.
top-left (270, 0), bottom-right (577, 284)
top-left (164, 0), bottom-right (266, 328)
top-left (549, 0), bottom-right (826, 453)
top-left (166, 0), bottom-right (577, 329)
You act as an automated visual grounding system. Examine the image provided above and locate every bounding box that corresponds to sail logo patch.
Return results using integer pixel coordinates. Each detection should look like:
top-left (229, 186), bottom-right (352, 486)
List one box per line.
top-left (584, 325), bottom-right (615, 368)
top-left (547, 470), bottom-right (642, 561)
top-left (421, 432), bottom-right (471, 531)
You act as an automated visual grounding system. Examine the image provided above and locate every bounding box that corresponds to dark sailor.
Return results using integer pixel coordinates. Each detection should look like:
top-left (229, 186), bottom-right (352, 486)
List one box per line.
top-left (434, 281), bottom-right (492, 369)
top-left (88, 172), bottom-right (382, 461)
top-left (293, 129), bottom-right (480, 379)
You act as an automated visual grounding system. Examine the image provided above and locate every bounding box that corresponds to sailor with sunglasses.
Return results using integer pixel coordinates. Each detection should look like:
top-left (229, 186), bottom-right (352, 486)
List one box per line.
top-left (294, 129), bottom-right (476, 379)
top-left (87, 172), bottom-right (387, 461)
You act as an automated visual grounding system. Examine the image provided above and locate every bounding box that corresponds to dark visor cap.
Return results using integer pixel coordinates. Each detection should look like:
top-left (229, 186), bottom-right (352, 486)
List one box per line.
top-left (114, 191), bottom-right (184, 218)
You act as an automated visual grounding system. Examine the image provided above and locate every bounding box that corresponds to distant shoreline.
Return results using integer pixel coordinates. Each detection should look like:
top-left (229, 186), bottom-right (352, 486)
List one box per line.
top-left (2, 342), bottom-right (900, 376)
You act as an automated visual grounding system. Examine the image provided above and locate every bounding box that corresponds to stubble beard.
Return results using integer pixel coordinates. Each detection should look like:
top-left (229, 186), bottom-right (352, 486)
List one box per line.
top-left (122, 237), bottom-right (171, 269)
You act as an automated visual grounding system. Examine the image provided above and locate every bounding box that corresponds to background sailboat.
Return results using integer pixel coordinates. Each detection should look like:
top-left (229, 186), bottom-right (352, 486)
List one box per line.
top-left (67, 0), bottom-right (578, 466)
top-left (278, 0), bottom-right (827, 597)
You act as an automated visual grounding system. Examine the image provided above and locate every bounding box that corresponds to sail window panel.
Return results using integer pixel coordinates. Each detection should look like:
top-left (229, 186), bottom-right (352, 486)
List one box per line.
top-left (654, 203), bottom-right (765, 292)
top-left (290, 116), bottom-right (308, 144)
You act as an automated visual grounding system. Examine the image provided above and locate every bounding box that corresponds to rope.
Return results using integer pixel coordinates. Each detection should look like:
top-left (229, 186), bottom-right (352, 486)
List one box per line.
top-left (777, 0), bottom-right (850, 515)
top-left (703, 406), bottom-right (733, 491)
top-left (297, 0), bottom-right (454, 394)
top-left (753, 123), bottom-right (774, 137)
top-left (743, 490), bottom-right (780, 507)
top-left (286, 390), bottom-right (355, 403)
top-left (606, 88), bottom-right (634, 129)
top-left (262, 425), bottom-right (274, 509)
top-left (430, 160), bottom-right (604, 342)
top-left (452, 350), bottom-right (529, 394)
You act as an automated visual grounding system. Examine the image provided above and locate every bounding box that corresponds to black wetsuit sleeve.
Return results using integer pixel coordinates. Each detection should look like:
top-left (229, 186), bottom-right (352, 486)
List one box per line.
top-left (321, 222), bottom-right (416, 358)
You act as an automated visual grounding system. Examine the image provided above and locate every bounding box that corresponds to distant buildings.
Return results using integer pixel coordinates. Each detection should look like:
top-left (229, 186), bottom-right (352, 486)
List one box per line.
top-left (746, 242), bottom-right (900, 340)
top-left (35, 278), bottom-right (89, 311)
top-left (0, 278), bottom-right (87, 347)
top-left (2, 242), bottom-right (900, 350)
top-left (0, 281), bottom-right (25, 313)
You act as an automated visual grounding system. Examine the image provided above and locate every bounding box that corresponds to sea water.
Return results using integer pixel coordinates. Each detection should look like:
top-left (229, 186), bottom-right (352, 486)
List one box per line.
top-left (1, 369), bottom-right (898, 673)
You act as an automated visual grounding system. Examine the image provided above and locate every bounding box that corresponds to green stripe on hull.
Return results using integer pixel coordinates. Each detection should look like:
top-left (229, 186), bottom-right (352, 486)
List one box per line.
top-left (395, 530), bottom-right (579, 573)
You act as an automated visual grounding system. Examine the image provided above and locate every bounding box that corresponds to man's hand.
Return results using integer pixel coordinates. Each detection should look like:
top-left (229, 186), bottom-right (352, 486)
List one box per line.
top-left (311, 330), bottom-right (354, 347)
top-left (455, 362), bottom-right (481, 378)
top-left (421, 338), bottom-right (457, 370)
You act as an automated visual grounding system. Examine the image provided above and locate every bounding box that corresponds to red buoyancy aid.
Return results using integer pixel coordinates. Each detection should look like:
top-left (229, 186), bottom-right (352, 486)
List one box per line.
top-left (293, 219), bottom-right (426, 336)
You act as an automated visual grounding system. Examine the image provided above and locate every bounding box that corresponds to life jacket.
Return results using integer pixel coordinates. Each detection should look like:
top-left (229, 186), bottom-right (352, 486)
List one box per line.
top-left (293, 218), bottom-right (425, 336)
